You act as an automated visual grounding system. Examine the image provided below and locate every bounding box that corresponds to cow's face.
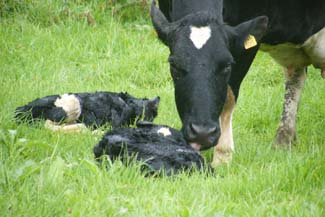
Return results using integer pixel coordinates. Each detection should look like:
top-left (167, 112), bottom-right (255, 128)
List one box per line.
top-left (151, 2), bottom-right (268, 150)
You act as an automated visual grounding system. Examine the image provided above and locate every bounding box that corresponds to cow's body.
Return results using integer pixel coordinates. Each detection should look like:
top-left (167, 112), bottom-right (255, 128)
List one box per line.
top-left (152, 0), bottom-right (325, 166)
top-left (222, 0), bottom-right (325, 147)
top-left (15, 91), bottom-right (160, 129)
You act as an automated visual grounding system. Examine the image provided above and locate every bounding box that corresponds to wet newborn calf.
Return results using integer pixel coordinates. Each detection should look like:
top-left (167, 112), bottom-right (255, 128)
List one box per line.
top-left (15, 92), bottom-right (160, 129)
top-left (93, 122), bottom-right (206, 175)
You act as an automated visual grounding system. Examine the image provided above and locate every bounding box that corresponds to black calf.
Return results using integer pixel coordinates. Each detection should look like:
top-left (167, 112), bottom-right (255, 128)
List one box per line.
top-left (15, 91), bottom-right (160, 128)
top-left (93, 122), bottom-right (206, 175)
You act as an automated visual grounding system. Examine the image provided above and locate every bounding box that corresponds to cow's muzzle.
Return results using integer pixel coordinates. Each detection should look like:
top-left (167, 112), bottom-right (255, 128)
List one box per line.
top-left (183, 122), bottom-right (220, 151)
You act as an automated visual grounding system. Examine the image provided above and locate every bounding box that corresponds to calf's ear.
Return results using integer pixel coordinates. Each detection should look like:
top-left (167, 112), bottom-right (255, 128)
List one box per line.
top-left (229, 16), bottom-right (269, 50)
top-left (147, 96), bottom-right (160, 111)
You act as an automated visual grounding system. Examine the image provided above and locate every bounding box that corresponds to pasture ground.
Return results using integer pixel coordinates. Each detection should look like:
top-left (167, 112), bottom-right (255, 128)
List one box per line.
top-left (0, 1), bottom-right (324, 216)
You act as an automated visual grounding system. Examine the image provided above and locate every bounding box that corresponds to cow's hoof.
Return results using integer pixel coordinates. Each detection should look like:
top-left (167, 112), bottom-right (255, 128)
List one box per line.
top-left (211, 150), bottom-right (233, 168)
top-left (273, 127), bottom-right (297, 149)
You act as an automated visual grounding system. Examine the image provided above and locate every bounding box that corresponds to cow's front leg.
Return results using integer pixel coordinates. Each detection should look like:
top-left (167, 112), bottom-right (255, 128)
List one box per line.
top-left (274, 67), bottom-right (307, 148)
top-left (211, 86), bottom-right (236, 167)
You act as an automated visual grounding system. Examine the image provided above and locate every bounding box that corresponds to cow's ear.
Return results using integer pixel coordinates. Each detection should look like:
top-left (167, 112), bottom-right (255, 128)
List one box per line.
top-left (151, 0), bottom-right (176, 46)
top-left (230, 16), bottom-right (268, 50)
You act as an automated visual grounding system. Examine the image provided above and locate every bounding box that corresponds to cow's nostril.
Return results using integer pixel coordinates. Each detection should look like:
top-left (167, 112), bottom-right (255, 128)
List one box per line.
top-left (207, 126), bottom-right (217, 134)
top-left (190, 123), bottom-right (201, 135)
top-left (190, 123), bottom-right (217, 135)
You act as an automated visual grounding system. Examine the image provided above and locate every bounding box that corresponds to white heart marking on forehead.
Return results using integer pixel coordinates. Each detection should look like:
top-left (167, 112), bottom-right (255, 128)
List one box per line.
top-left (190, 26), bottom-right (211, 49)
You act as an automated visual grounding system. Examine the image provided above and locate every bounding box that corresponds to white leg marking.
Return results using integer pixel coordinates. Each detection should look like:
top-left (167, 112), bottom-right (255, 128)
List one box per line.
top-left (212, 86), bottom-right (236, 167)
top-left (45, 120), bottom-right (87, 133)
top-left (54, 94), bottom-right (81, 123)
top-left (190, 26), bottom-right (211, 49)
top-left (275, 67), bottom-right (306, 147)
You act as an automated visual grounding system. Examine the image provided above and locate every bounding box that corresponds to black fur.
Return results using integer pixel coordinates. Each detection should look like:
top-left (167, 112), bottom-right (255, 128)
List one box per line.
top-left (93, 122), bottom-right (207, 176)
top-left (15, 95), bottom-right (67, 123)
top-left (159, 0), bottom-right (325, 44)
top-left (15, 92), bottom-right (160, 128)
top-left (223, 0), bottom-right (325, 45)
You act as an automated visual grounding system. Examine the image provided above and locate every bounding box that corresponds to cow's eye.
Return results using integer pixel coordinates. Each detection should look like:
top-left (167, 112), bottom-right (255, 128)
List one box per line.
top-left (170, 64), bottom-right (186, 80)
top-left (168, 57), bottom-right (187, 80)
top-left (222, 61), bottom-right (234, 74)
top-left (224, 63), bottom-right (232, 73)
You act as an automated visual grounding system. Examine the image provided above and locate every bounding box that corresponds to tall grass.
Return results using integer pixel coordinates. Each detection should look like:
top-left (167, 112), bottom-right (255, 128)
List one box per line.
top-left (1, 1), bottom-right (324, 216)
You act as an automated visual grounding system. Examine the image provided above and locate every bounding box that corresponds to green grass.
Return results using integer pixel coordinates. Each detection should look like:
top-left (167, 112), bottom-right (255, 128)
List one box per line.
top-left (1, 1), bottom-right (324, 216)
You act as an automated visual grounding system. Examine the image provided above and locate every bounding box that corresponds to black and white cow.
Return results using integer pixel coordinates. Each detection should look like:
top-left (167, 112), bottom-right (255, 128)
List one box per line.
top-left (151, 0), bottom-right (325, 166)
top-left (15, 91), bottom-right (160, 130)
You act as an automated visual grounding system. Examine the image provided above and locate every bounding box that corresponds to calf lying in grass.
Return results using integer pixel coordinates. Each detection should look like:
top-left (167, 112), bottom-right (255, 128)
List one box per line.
top-left (93, 122), bottom-right (207, 175)
top-left (15, 92), bottom-right (160, 130)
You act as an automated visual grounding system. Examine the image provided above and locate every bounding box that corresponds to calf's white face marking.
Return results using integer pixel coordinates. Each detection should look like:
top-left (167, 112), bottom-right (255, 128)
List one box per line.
top-left (190, 26), bottom-right (211, 49)
top-left (157, 127), bottom-right (172, 137)
top-left (54, 94), bottom-right (81, 123)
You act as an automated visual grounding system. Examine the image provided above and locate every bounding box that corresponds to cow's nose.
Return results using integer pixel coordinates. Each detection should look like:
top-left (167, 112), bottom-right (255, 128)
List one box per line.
top-left (190, 123), bottom-right (217, 136)
top-left (186, 122), bottom-right (220, 150)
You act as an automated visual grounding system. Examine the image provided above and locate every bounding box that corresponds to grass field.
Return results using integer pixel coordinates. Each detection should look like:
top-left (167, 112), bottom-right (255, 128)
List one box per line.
top-left (0, 1), bottom-right (324, 216)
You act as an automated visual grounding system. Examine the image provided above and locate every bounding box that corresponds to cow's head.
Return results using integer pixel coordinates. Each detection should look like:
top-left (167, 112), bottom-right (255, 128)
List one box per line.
top-left (151, 2), bottom-right (268, 150)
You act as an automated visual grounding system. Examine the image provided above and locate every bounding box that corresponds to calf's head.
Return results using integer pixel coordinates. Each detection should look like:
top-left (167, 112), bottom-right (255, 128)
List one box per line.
top-left (151, 2), bottom-right (268, 150)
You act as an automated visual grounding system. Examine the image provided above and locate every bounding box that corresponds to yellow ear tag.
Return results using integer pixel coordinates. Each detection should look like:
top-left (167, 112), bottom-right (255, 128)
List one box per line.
top-left (244, 34), bottom-right (257, 49)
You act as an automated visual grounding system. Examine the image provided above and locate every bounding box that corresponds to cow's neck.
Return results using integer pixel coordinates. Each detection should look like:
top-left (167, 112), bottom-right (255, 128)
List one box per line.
top-left (170, 0), bottom-right (223, 22)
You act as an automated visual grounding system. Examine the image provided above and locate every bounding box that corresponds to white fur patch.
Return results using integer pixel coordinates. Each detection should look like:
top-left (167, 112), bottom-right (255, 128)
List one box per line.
top-left (157, 127), bottom-right (172, 137)
top-left (260, 28), bottom-right (325, 71)
top-left (303, 27), bottom-right (325, 69)
top-left (54, 94), bottom-right (81, 123)
top-left (190, 26), bottom-right (211, 49)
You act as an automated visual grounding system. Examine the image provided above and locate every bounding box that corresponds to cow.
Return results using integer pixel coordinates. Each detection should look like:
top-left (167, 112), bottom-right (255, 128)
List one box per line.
top-left (93, 121), bottom-right (207, 176)
top-left (15, 91), bottom-right (160, 130)
top-left (151, 0), bottom-right (325, 166)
